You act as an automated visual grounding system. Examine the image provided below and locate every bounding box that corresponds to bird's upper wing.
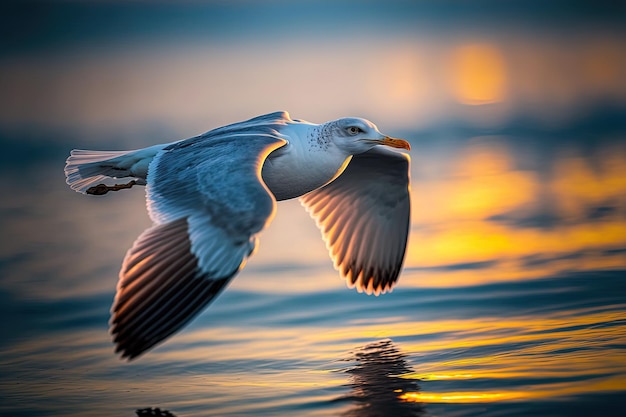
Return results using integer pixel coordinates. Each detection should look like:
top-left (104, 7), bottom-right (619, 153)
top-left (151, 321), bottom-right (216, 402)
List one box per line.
top-left (111, 132), bottom-right (286, 359)
top-left (300, 147), bottom-right (410, 295)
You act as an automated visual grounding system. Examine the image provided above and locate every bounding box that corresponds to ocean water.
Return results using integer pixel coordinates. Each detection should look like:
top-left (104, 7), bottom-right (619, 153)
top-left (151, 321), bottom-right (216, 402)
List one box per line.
top-left (1, 116), bottom-right (626, 417)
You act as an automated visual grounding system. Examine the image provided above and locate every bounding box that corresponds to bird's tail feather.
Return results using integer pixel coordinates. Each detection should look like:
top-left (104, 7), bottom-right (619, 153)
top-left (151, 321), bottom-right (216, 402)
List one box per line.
top-left (65, 149), bottom-right (140, 194)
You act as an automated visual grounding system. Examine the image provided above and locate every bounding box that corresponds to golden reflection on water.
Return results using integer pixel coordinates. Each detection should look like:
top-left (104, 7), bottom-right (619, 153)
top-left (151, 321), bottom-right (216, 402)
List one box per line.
top-left (5, 301), bottom-right (624, 414)
top-left (405, 137), bottom-right (626, 287)
top-left (400, 373), bottom-right (626, 404)
top-left (395, 310), bottom-right (626, 404)
top-left (114, 300), bottom-right (624, 410)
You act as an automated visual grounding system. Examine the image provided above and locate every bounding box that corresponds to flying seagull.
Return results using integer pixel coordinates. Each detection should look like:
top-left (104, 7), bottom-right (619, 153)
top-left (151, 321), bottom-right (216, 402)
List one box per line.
top-left (65, 111), bottom-right (411, 359)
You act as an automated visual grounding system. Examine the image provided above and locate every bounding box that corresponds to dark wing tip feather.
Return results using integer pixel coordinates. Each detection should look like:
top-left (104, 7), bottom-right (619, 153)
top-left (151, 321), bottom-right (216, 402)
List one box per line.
top-left (110, 218), bottom-right (232, 360)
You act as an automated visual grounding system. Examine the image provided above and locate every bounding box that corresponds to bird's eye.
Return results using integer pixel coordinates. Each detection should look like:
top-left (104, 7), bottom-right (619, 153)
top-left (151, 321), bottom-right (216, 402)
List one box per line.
top-left (348, 126), bottom-right (361, 135)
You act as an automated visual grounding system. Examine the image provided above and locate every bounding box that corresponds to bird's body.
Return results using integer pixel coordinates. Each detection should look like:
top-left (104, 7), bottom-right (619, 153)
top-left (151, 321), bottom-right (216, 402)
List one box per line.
top-left (65, 111), bottom-right (411, 359)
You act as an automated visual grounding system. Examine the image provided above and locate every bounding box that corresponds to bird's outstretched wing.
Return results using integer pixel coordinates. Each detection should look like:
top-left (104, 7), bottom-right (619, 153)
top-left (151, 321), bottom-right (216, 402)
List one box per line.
top-left (300, 147), bottom-right (410, 295)
top-left (111, 133), bottom-right (286, 359)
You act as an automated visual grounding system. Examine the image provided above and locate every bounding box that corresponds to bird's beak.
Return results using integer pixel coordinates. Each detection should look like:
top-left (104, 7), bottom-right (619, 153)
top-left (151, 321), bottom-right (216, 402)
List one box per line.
top-left (378, 136), bottom-right (411, 150)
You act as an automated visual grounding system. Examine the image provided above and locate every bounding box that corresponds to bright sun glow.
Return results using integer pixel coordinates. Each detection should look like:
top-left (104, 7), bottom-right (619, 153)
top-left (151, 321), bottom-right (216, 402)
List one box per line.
top-left (450, 43), bottom-right (508, 105)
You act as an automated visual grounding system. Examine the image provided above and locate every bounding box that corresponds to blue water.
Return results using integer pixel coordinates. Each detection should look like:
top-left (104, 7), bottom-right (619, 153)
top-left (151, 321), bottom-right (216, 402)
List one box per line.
top-left (1, 116), bottom-right (626, 416)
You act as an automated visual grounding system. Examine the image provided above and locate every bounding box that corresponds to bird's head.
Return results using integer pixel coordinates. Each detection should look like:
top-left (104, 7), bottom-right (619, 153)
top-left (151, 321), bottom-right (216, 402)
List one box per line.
top-left (330, 117), bottom-right (411, 155)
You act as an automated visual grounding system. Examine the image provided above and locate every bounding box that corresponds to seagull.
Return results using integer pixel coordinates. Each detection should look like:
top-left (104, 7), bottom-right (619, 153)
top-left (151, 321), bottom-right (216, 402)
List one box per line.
top-left (65, 111), bottom-right (411, 360)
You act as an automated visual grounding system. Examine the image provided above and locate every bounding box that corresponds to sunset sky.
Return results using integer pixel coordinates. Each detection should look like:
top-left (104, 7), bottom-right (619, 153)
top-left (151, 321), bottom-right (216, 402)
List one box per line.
top-left (1, 1), bottom-right (625, 135)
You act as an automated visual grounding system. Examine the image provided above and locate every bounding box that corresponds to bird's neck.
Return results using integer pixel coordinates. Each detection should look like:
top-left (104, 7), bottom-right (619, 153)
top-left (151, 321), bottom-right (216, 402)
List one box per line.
top-left (262, 123), bottom-right (351, 201)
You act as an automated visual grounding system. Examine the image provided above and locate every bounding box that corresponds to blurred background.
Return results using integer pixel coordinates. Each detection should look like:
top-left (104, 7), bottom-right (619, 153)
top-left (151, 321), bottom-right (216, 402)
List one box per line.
top-left (1, 1), bottom-right (625, 416)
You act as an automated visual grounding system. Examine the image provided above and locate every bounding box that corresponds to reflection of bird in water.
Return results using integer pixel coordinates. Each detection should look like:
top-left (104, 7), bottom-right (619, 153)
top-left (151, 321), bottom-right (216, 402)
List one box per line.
top-left (64, 111), bottom-right (411, 359)
top-left (136, 407), bottom-right (176, 417)
top-left (338, 339), bottom-right (424, 417)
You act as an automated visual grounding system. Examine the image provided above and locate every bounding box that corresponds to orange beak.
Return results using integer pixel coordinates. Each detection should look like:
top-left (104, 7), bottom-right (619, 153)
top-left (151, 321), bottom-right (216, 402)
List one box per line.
top-left (379, 136), bottom-right (411, 150)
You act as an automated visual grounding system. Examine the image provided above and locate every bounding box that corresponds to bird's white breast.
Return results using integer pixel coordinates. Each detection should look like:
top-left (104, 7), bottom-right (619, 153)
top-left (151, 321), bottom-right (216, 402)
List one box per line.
top-left (261, 122), bottom-right (351, 201)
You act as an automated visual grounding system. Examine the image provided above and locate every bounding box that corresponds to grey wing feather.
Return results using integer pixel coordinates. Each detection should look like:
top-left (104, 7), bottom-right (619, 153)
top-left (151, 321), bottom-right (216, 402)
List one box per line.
top-left (300, 147), bottom-right (410, 295)
top-left (111, 133), bottom-right (286, 359)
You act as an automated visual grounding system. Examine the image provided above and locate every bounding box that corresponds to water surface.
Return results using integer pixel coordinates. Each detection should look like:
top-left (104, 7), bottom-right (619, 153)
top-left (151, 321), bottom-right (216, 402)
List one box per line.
top-left (1, 122), bottom-right (625, 416)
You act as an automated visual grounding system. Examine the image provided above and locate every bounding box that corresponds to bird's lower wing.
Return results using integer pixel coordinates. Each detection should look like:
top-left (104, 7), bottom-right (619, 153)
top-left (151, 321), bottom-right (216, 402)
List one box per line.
top-left (111, 134), bottom-right (286, 359)
top-left (111, 218), bottom-right (237, 359)
top-left (300, 147), bottom-right (410, 295)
